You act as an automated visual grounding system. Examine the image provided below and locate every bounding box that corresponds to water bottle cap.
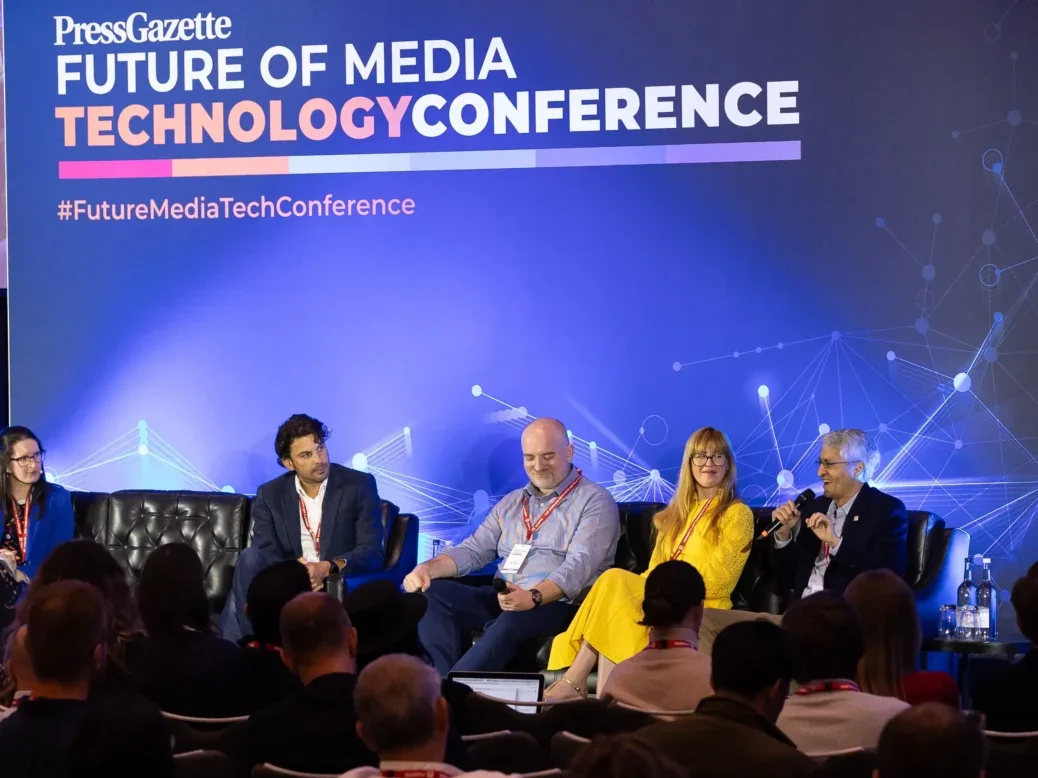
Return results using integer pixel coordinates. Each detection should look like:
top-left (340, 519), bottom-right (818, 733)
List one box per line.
top-left (973, 553), bottom-right (984, 561)
top-left (983, 557), bottom-right (992, 564)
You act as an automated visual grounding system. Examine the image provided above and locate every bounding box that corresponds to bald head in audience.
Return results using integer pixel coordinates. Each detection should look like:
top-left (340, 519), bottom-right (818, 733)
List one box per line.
top-left (875, 703), bottom-right (986, 778)
top-left (353, 654), bottom-right (449, 763)
top-left (279, 592), bottom-right (357, 685)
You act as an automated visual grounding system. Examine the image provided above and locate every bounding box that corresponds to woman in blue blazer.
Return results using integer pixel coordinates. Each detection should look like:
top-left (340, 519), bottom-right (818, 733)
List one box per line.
top-left (0, 426), bottom-right (75, 619)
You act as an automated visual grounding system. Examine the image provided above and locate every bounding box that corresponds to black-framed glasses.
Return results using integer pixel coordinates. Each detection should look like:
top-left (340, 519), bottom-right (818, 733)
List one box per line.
top-left (11, 451), bottom-right (44, 467)
top-left (816, 458), bottom-right (858, 471)
top-left (692, 452), bottom-right (729, 467)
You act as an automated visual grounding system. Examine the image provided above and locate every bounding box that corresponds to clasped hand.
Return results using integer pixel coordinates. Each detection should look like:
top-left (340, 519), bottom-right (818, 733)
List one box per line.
top-left (498, 582), bottom-right (535, 612)
top-left (804, 513), bottom-right (840, 548)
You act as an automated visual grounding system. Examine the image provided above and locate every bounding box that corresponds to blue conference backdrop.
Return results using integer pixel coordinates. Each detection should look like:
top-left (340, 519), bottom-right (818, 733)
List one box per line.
top-left (5, 0), bottom-right (1038, 583)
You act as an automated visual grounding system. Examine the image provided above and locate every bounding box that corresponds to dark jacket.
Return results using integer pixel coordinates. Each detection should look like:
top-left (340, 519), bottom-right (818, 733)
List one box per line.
top-left (246, 672), bottom-right (375, 774)
top-left (128, 631), bottom-right (239, 714)
top-left (973, 648), bottom-right (1038, 732)
top-left (0, 698), bottom-right (88, 778)
top-left (190, 641), bottom-right (302, 718)
top-left (251, 464), bottom-right (384, 572)
top-left (776, 483), bottom-right (908, 598)
top-left (640, 695), bottom-right (817, 778)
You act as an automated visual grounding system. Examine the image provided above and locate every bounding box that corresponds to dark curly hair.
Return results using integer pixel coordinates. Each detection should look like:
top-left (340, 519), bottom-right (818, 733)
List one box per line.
top-left (275, 414), bottom-right (330, 465)
top-left (568, 733), bottom-right (685, 778)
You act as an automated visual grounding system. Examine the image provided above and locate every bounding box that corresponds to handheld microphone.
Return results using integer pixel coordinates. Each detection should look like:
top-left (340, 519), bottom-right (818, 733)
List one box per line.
top-left (742, 488), bottom-right (816, 553)
top-left (492, 577), bottom-right (509, 594)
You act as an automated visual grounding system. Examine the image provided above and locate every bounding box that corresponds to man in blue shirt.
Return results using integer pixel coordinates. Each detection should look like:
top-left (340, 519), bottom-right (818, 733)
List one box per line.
top-left (404, 418), bottom-right (620, 674)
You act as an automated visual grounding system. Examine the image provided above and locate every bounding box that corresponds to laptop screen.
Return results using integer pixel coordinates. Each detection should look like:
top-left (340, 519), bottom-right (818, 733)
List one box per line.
top-left (448, 671), bottom-right (544, 713)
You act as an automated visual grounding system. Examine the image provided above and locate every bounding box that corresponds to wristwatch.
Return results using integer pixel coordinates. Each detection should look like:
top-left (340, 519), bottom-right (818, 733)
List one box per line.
top-left (530, 588), bottom-right (543, 608)
top-left (327, 559), bottom-right (343, 575)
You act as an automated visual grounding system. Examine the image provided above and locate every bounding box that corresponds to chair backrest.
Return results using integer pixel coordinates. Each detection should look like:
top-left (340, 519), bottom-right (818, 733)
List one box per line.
top-left (550, 731), bottom-right (591, 769)
top-left (163, 713), bottom-right (249, 758)
top-left (808, 746), bottom-right (865, 761)
top-left (613, 503), bottom-right (666, 572)
top-left (174, 750), bottom-right (236, 778)
top-left (162, 711), bottom-right (250, 725)
top-left (984, 730), bottom-right (1038, 739)
top-left (465, 730), bottom-right (544, 774)
top-left (251, 765), bottom-right (341, 778)
top-left (522, 771), bottom-right (565, 778)
top-left (612, 700), bottom-right (698, 718)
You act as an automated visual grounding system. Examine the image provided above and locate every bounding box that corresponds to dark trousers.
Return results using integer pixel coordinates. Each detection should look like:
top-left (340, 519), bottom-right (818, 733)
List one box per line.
top-left (418, 580), bottom-right (575, 676)
top-left (219, 545), bottom-right (270, 643)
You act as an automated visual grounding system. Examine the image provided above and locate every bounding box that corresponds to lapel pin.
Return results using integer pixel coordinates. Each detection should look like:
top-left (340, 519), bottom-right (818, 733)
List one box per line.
top-left (853, 515), bottom-right (859, 522)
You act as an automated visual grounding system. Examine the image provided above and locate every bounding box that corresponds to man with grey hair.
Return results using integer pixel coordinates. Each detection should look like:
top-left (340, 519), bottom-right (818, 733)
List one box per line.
top-left (404, 417), bottom-right (620, 674)
top-left (342, 654), bottom-right (510, 778)
top-left (771, 428), bottom-right (908, 599)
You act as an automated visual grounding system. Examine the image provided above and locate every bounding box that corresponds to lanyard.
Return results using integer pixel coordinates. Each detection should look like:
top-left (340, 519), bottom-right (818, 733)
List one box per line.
top-left (671, 497), bottom-right (714, 560)
top-left (11, 495), bottom-right (31, 563)
top-left (245, 640), bottom-right (281, 652)
top-left (298, 495), bottom-right (320, 556)
top-left (381, 772), bottom-right (453, 778)
top-left (795, 680), bottom-right (860, 696)
top-left (521, 469), bottom-right (583, 541)
top-left (645, 640), bottom-right (695, 650)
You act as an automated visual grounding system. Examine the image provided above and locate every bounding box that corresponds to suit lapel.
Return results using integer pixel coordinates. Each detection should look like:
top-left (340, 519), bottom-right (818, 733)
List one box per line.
top-left (319, 467), bottom-right (345, 561)
top-left (282, 477), bottom-right (304, 559)
top-left (836, 483), bottom-right (872, 555)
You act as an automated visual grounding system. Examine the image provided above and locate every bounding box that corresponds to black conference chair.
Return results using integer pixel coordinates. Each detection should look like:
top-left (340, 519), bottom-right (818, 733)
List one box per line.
top-left (173, 750), bottom-right (236, 778)
top-left (251, 765), bottom-right (340, 778)
top-left (550, 731), bottom-right (590, 769)
top-left (463, 730), bottom-right (544, 774)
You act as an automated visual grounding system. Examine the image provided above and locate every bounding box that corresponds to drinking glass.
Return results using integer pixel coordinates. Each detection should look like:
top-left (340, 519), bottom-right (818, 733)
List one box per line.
top-left (956, 605), bottom-right (979, 641)
top-left (938, 605), bottom-right (957, 639)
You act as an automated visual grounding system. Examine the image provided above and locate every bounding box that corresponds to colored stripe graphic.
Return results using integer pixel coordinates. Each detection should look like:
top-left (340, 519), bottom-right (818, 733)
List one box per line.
top-left (58, 140), bottom-right (800, 180)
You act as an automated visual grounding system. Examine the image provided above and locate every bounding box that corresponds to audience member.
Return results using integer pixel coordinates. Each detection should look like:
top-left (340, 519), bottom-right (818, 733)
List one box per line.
top-left (404, 417), bottom-right (620, 674)
top-left (343, 654), bottom-right (509, 778)
top-left (778, 591), bottom-right (909, 753)
top-left (640, 620), bottom-right (817, 778)
top-left (246, 591), bottom-right (374, 773)
top-left (973, 560), bottom-right (1038, 731)
top-left (567, 732), bottom-right (685, 778)
top-left (134, 543), bottom-right (238, 712)
top-left (874, 703), bottom-right (986, 778)
top-left (598, 560), bottom-right (713, 712)
top-left (0, 624), bottom-right (35, 718)
top-left (23, 540), bottom-right (143, 695)
top-left (0, 581), bottom-right (107, 778)
top-left (66, 693), bottom-right (175, 778)
top-left (193, 559), bottom-right (309, 717)
top-left (845, 569), bottom-right (958, 706)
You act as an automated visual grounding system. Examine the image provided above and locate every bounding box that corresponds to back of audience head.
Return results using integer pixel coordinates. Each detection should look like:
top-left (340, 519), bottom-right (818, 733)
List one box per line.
top-left (782, 590), bottom-right (864, 684)
top-left (24, 580), bottom-right (107, 693)
top-left (247, 560), bottom-right (312, 646)
top-left (710, 620), bottom-right (796, 722)
top-left (66, 693), bottom-right (175, 778)
top-left (0, 624), bottom-right (36, 704)
top-left (638, 560), bottom-right (706, 633)
top-left (875, 703), bottom-right (986, 778)
top-left (844, 570), bottom-right (920, 700)
top-left (567, 733), bottom-right (686, 778)
top-left (280, 592), bottom-right (357, 681)
top-left (1011, 560), bottom-right (1038, 645)
top-left (138, 542), bottom-right (211, 642)
top-left (26, 540), bottom-right (141, 653)
top-left (353, 654), bottom-right (447, 759)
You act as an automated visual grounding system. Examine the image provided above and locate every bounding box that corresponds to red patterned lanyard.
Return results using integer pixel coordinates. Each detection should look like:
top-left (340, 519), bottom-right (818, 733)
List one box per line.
top-left (11, 496), bottom-right (31, 563)
top-left (645, 640), bottom-right (695, 650)
top-left (795, 680), bottom-right (860, 696)
top-left (521, 469), bottom-right (583, 541)
top-left (380, 772), bottom-right (453, 778)
top-left (245, 641), bottom-right (281, 652)
top-left (671, 497), bottom-right (714, 560)
top-left (298, 495), bottom-right (320, 556)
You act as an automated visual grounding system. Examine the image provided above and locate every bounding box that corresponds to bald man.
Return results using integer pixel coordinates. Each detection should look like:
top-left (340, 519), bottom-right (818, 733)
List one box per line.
top-left (404, 418), bottom-right (619, 674)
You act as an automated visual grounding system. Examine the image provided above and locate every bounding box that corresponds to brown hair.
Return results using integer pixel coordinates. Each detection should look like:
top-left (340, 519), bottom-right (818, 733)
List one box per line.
top-left (653, 427), bottom-right (740, 547)
top-left (25, 580), bottom-right (107, 684)
top-left (568, 733), bottom-right (685, 778)
top-left (281, 592), bottom-right (352, 666)
top-left (844, 570), bottom-right (920, 700)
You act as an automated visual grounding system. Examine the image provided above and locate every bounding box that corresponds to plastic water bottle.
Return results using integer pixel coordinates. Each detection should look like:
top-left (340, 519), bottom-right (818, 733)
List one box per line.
top-left (956, 556), bottom-right (976, 631)
top-left (976, 557), bottom-right (999, 641)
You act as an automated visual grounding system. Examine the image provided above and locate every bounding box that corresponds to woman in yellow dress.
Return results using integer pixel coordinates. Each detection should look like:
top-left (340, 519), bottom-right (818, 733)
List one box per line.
top-left (545, 426), bottom-right (753, 699)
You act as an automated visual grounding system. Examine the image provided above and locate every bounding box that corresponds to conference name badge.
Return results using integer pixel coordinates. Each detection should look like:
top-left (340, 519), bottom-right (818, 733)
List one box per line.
top-left (501, 543), bottom-right (532, 575)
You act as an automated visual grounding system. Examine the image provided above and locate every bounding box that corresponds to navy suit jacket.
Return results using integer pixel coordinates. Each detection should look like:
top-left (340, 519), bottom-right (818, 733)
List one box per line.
top-left (250, 464), bottom-right (384, 572)
top-left (776, 482), bottom-right (909, 598)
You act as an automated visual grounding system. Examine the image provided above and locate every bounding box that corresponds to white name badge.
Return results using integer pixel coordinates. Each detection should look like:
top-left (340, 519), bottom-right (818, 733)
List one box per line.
top-left (500, 543), bottom-right (532, 575)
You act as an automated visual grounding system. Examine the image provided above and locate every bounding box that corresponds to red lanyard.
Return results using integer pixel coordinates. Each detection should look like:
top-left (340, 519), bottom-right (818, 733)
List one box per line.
top-left (521, 469), bottom-right (583, 541)
top-left (671, 498), bottom-right (714, 560)
top-left (298, 495), bottom-right (320, 556)
top-left (795, 680), bottom-right (860, 696)
top-left (380, 772), bottom-right (453, 778)
top-left (11, 496), bottom-right (31, 563)
top-left (645, 640), bottom-right (695, 650)
top-left (245, 641), bottom-right (281, 652)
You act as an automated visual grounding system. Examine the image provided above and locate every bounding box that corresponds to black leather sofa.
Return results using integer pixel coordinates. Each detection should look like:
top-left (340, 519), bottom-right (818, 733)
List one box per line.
top-left (69, 490), bottom-right (419, 612)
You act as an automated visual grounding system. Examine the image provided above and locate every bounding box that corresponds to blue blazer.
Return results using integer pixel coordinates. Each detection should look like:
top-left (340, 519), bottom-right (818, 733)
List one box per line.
top-left (22, 484), bottom-right (76, 579)
top-left (250, 464), bottom-right (384, 572)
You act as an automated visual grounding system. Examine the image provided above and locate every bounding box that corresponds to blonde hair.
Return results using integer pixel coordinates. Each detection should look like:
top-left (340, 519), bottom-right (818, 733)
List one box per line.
top-left (653, 427), bottom-right (740, 547)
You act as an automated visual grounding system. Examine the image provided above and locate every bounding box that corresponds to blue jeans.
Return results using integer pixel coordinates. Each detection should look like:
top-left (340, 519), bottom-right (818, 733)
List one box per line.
top-left (418, 580), bottom-right (575, 676)
top-left (220, 545), bottom-right (270, 643)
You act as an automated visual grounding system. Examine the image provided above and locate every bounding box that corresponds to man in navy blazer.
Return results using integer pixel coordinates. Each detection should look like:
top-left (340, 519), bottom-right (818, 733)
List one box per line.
top-left (221, 414), bottom-right (384, 642)
top-left (772, 428), bottom-right (908, 600)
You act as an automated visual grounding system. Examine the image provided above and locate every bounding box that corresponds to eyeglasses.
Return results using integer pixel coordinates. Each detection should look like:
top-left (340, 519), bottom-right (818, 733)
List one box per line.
top-left (816, 458), bottom-right (859, 471)
top-left (692, 453), bottom-right (729, 467)
top-left (11, 452), bottom-right (44, 466)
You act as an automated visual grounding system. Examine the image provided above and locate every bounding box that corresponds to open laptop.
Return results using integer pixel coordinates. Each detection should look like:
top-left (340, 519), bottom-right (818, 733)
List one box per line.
top-left (448, 671), bottom-right (544, 713)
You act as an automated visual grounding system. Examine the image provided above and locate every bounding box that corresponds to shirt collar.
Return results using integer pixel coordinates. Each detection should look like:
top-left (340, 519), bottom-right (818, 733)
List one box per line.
top-left (831, 485), bottom-right (862, 518)
top-left (295, 475), bottom-right (328, 502)
top-left (524, 464), bottom-right (578, 499)
top-left (379, 762), bottom-right (462, 776)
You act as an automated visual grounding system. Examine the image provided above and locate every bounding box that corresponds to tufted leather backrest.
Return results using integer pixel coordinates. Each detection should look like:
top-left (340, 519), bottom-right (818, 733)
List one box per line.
top-left (613, 503), bottom-right (666, 573)
top-left (72, 492), bottom-right (111, 544)
top-left (905, 510), bottom-right (942, 587)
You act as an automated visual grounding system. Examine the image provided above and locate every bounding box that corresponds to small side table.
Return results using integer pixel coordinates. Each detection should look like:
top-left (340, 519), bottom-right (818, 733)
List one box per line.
top-left (921, 638), bottom-right (1031, 707)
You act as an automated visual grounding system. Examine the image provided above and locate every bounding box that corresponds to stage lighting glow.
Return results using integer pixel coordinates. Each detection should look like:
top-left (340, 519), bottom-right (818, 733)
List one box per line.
top-left (776, 469), bottom-right (794, 489)
top-left (649, 469), bottom-right (660, 480)
top-left (954, 373), bottom-right (972, 393)
top-left (471, 385), bottom-right (483, 397)
top-left (818, 423), bottom-right (830, 435)
top-left (138, 445), bottom-right (149, 456)
top-left (352, 452), bottom-right (369, 471)
top-left (758, 384), bottom-right (770, 398)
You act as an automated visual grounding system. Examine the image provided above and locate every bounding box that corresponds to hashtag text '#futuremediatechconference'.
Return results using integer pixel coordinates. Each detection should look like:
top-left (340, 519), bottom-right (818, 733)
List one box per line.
top-left (55, 194), bottom-right (417, 221)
